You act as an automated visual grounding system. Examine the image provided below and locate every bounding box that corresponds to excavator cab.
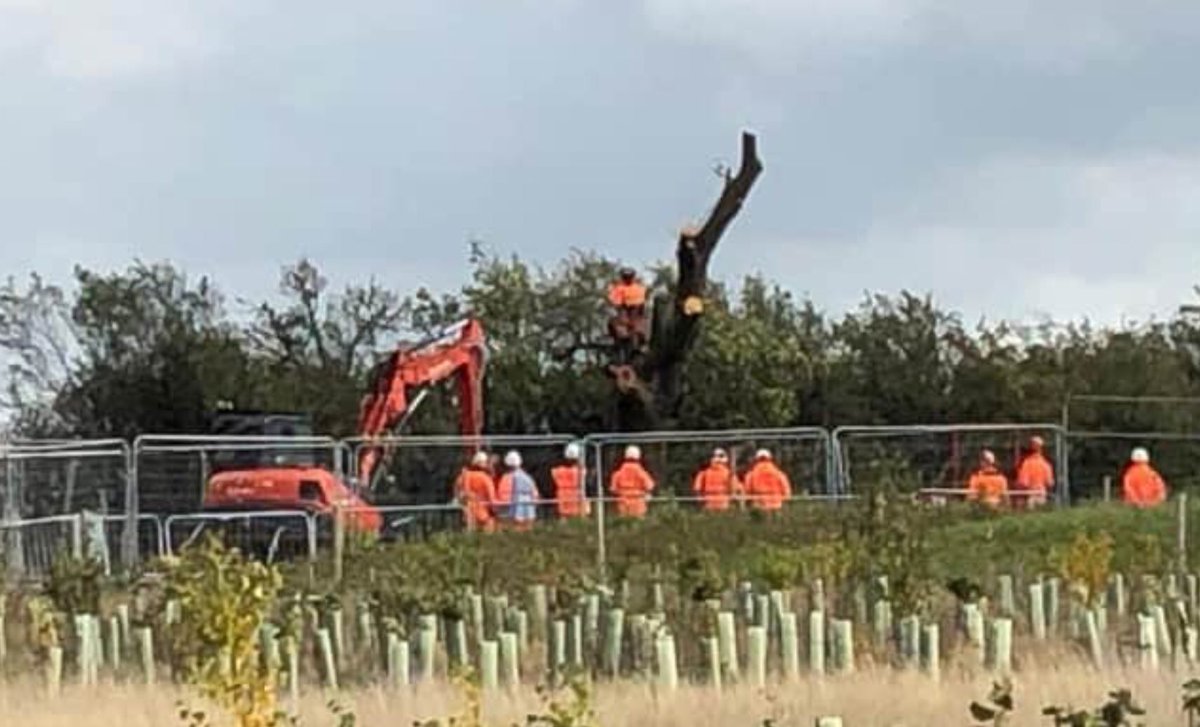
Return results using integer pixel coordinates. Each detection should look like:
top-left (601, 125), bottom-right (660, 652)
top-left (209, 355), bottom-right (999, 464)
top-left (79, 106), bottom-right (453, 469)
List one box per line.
top-left (208, 411), bottom-right (320, 472)
top-left (202, 409), bottom-right (382, 533)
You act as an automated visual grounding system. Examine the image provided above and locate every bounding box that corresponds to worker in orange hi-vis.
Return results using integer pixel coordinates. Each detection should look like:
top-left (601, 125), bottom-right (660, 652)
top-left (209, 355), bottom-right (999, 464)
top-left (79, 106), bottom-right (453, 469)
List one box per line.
top-left (607, 267), bottom-right (648, 310)
top-left (609, 445), bottom-right (656, 518)
top-left (551, 442), bottom-right (590, 518)
top-left (742, 449), bottom-right (791, 513)
top-left (966, 449), bottom-right (1008, 508)
top-left (692, 447), bottom-right (742, 511)
top-left (1014, 436), bottom-right (1055, 508)
top-left (1122, 447), bottom-right (1168, 508)
top-left (455, 451), bottom-right (497, 532)
top-left (607, 267), bottom-right (649, 356)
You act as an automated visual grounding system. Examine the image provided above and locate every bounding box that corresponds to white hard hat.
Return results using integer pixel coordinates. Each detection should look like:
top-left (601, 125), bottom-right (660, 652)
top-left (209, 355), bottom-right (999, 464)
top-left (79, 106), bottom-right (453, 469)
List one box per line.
top-left (754, 449), bottom-right (772, 460)
top-left (471, 451), bottom-right (489, 467)
top-left (1131, 447), bottom-right (1151, 463)
top-left (712, 448), bottom-right (728, 461)
top-left (624, 445), bottom-right (641, 460)
top-left (564, 442), bottom-right (582, 461)
top-left (504, 450), bottom-right (522, 468)
top-left (981, 449), bottom-right (996, 465)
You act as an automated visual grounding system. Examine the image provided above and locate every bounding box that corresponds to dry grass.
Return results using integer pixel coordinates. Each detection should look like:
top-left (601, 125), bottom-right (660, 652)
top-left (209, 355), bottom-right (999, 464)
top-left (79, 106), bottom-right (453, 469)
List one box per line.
top-left (0, 663), bottom-right (1193, 727)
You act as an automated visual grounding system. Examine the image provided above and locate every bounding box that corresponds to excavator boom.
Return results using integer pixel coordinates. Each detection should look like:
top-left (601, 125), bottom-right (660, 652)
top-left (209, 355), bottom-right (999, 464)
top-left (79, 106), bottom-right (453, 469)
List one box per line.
top-left (356, 317), bottom-right (486, 488)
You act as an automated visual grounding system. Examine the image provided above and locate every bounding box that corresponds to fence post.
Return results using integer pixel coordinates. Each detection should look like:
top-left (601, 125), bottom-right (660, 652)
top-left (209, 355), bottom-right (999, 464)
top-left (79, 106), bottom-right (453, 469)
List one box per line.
top-left (332, 505), bottom-right (346, 585)
top-left (1178, 494), bottom-right (1189, 574)
top-left (122, 443), bottom-right (139, 569)
top-left (1102, 476), bottom-right (1112, 503)
top-left (592, 442), bottom-right (607, 576)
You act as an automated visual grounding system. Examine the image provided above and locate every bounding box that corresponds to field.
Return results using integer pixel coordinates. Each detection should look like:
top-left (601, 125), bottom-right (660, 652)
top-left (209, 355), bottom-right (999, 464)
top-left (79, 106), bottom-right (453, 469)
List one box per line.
top-left (2, 493), bottom-right (1200, 725)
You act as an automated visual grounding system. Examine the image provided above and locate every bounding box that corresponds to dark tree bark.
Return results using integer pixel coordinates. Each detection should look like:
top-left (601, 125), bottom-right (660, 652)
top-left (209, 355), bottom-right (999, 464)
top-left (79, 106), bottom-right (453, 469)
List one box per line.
top-left (611, 131), bottom-right (764, 430)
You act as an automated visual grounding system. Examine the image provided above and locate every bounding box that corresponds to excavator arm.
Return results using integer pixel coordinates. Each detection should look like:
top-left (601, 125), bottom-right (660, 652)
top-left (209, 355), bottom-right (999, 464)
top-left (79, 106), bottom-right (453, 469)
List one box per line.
top-left (356, 317), bottom-right (486, 489)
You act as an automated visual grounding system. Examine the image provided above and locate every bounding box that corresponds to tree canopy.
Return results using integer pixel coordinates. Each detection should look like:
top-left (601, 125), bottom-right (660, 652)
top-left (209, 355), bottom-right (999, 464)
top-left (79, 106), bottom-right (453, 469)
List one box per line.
top-left (2, 254), bottom-right (1199, 444)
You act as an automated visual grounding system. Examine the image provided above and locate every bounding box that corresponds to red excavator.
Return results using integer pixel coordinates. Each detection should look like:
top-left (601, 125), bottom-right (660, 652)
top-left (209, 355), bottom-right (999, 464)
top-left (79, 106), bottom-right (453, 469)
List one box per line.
top-left (201, 318), bottom-right (486, 534)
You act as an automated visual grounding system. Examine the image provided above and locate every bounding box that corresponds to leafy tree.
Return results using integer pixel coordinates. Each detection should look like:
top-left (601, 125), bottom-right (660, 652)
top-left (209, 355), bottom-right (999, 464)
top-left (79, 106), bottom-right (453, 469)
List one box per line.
top-left (244, 258), bottom-right (408, 434)
top-left (0, 274), bottom-right (76, 434)
top-left (22, 262), bottom-right (251, 438)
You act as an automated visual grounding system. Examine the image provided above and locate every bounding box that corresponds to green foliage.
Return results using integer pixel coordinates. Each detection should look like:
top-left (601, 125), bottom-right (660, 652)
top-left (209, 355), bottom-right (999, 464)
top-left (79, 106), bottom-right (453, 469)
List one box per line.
top-left (25, 595), bottom-right (61, 657)
top-left (45, 554), bottom-right (103, 616)
top-left (167, 534), bottom-right (285, 727)
top-left (1051, 532), bottom-right (1114, 608)
top-left (4, 252), bottom-right (1199, 504)
top-left (525, 680), bottom-right (599, 727)
top-left (852, 483), bottom-right (935, 617)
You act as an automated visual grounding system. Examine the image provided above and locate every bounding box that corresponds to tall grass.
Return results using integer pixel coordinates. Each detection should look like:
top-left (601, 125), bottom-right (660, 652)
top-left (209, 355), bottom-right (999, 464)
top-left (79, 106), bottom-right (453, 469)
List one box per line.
top-left (0, 665), bottom-right (1192, 726)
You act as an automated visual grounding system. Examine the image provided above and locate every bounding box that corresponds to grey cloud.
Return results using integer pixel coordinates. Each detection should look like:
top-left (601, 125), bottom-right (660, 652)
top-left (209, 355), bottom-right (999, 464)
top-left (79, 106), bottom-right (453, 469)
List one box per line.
top-left (0, 0), bottom-right (1197, 326)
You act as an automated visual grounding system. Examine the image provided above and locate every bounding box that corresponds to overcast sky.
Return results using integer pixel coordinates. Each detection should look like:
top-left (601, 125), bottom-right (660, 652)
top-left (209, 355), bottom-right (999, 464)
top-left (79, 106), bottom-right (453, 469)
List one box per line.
top-left (2, 0), bottom-right (1200, 326)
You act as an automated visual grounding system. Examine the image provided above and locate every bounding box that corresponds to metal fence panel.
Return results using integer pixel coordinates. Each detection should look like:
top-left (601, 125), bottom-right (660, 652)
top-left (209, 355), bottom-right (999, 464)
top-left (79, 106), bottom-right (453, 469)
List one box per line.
top-left (584, 428), bottom-right (834, 570)
top-left (1, 514), bottom-right (81, 581)
top-left (587, 428), bottom-right (834, 500)
top-left (164, 510), bottom-right (315, 563)
top-left (345, 434), bottom-right (578, 507)
top-left (832, 424), bottom-right (1067, 501)
top-left (133, 435), bottom-right (346, 515)
top-left (1066, 430), bottom-right (1200, 500)
top-left (0, 439), bottom-right (131, 520)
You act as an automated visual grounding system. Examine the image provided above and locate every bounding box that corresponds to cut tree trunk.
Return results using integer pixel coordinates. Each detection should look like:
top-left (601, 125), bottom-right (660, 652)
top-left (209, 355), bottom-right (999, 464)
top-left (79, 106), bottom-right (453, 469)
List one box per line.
top-left (610, 131), bottom-right (763, 431)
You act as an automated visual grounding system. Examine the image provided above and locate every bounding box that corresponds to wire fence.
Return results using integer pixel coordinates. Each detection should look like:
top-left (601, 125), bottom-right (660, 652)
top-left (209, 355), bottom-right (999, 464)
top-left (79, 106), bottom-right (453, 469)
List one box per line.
top-left (163, 510), bottom-right (316, 563)
top-left (3, 418), bottom-right (1200, 577)
top-left (344, 434), bottom-right (577, 505)
top-left (831, 424), bottom-right (1068, 502)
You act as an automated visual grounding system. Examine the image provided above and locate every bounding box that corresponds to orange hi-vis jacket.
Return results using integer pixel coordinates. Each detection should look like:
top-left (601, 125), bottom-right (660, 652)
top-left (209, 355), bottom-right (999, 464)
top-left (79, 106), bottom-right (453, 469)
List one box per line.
top-left (493, 472), bottom-right (513, 514)
top-left (1015, 453), bottom-right (1054, 493)
top-left (608, 282), bottom-right (647, 309)
top-left (692, 463), bottom-right (741, 511)
top-left (456, 467), bottom-right (497, 530)
top-left (1122, 463), bottom-right (1167, 508)
top-left (609, 461), bottom-right (655, 517)
top-left (551, 463), bottom-right (589, 518)
top-left (743, 461), bottom-right (791, 511)
top-left (967, 466), bottom-right (1008, 507)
